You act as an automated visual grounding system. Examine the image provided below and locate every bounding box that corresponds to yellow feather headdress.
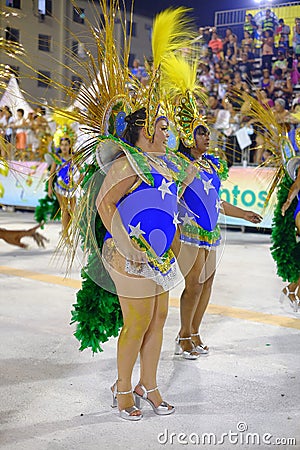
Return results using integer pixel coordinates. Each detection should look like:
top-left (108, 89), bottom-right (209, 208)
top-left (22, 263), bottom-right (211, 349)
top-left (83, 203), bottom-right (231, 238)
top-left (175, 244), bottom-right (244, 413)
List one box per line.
top-left (161, 53), bottom-right (207, 147)
top-left (141, 7), bottom-right (196, 139)
top-left (231, 89), bottom-right (297, 207)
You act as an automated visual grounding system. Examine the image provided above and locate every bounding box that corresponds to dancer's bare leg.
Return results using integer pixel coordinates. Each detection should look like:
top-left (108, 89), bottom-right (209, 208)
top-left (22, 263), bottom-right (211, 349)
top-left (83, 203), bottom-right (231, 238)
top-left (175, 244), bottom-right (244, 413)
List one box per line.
top-left (56, 194), bottom-right (75, 241)
top-left (136, 290), bottom-right (171, 407)
top-left (117, 295), bottom-right (155, 411)
top-left (178, 245), bottom-right (206, 352)
top-left (191, 250), bottom-right (216, 348)
top-left (103, 238), bottom-right (158, 412)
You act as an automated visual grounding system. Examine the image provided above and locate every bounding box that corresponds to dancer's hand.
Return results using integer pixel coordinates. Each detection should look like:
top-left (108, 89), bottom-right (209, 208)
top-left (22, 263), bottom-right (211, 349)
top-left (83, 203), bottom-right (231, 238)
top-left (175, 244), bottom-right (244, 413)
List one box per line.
top-left (281, 199), bottom-right (291, 216)
top-left (184, 163), bottom-right (198, 186)
top-left (115, 237), bottom-right (147, 264)
top-left (243, 210), bottom-right (263, 224)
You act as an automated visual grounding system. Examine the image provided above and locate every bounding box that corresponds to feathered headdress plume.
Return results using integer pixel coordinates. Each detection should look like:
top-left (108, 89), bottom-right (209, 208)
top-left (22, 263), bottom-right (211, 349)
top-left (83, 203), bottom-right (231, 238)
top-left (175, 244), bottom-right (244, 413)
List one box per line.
top-left (140, 8), bottom-right (196, 139)
top-left (161, 53), bottom-right (207, 147)
top-left (231, 89), bottom-right (297, 207)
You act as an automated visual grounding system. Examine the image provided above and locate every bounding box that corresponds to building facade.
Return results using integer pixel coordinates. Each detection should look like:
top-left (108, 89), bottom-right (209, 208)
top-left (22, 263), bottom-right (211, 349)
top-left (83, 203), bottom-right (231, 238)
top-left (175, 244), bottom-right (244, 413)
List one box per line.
top-left (0, 0), bottom-right (153, 108)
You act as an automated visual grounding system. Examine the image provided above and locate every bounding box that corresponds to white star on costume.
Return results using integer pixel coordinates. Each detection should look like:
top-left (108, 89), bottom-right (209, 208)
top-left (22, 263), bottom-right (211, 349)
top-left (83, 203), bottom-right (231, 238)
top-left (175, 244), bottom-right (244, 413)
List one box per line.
top-left (158, 178), bottom-right (173, 200)
top-left (181, 212), bottom-right (195, 226)
top-left (202, 178), bottom-right (214, 195)
top-left (215, 198), bottom-right (222, 211)
top-left (173, 212), bottom-right (181, 227)
top-left (129, 222), bottom-right (146, 239)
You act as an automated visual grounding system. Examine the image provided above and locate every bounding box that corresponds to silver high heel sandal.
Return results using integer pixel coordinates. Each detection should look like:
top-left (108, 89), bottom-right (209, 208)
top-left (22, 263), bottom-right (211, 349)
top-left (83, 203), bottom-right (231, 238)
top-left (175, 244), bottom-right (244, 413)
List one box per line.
top-left (133, 384), bottom-right (175, 415)
top-left (280, 286), bottom-right (300, 312)
top-left (191, 333), bottom-right (209, 354)
top-left (111, 382), bottom-right (143, 421)
top-left (174, 336), bottom-right (200, 360)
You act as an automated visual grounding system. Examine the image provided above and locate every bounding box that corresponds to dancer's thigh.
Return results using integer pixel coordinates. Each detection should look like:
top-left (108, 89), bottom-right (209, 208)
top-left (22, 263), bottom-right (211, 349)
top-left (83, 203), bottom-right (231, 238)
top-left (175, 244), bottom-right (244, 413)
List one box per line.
top-left (102, 238), bottom-right (159, 299)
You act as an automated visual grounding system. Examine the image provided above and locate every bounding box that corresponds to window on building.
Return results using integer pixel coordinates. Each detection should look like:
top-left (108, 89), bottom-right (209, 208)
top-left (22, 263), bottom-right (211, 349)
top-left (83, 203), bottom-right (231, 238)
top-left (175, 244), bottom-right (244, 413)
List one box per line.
top-left (73, 7), bottom-right (85, 24)
top-left (6, 0), bottom-right (21, 8)
top-left (128, 53), bottom-right (135, 68)
top-left (38, 34), bottom-right (51, 52)
top-left (127, 21), bottom-right (137, 37)
top-left (71, 76), bottom-right (82, 92)
top-left (37, 71), bottom-right (51, 88)
top-left (72, 40), bottom-right (78, 56)
top-left (5, 27), bottom-right (20, 43)
top-left (46, 0), bottom-right (52, 16)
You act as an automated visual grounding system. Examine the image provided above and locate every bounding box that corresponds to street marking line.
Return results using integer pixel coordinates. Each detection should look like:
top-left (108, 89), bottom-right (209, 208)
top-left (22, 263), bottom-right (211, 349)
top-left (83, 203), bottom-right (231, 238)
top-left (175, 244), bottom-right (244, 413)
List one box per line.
top-left (170, 298), bottom-right (300, 330)
top-left (1, 265), bottom-right (300, 330)
top-left (0, 265), bottom-right (81, 288)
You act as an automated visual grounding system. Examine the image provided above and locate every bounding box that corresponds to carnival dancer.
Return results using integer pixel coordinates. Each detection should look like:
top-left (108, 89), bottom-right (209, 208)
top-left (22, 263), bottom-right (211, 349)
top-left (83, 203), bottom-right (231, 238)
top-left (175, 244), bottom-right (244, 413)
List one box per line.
top-left (47, 136), bottom-right (79, 242)
top-left (275, 155), bottom-right (300, 312)
top-left (66, 4), bottom-right (196, 420)
top-left (235, 91), bottom-right (300, 313)
top-left (161, 55), bottom-right (262, 359)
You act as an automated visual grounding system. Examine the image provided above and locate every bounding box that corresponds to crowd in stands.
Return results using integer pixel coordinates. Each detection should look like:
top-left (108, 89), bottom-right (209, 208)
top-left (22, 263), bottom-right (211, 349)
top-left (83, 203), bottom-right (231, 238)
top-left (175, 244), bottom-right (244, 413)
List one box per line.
top-left (0, 105), bottom-right (52, 160)
top-left (131, 10), bottom-right (300, 167)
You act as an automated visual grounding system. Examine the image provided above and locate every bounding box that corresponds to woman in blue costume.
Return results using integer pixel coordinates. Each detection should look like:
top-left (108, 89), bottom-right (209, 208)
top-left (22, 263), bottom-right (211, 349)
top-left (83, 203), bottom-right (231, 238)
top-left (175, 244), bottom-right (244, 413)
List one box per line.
top-left (277, 156), bottom-right (300, 311)
top-left (161, 55), bottom-right (262, 359)
top-left (97, 107), bottom-right (190, 420)
top-left (172, 124), bottom-right (262, 359)
top-left (48, 137), bottom-right (78, 241)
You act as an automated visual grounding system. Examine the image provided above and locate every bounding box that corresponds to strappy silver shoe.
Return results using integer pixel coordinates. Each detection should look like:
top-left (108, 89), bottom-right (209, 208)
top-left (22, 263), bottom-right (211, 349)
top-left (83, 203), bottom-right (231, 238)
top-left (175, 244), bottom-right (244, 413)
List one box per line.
top-left (111, 382), bottom-right (143, 421)
top-left (280, 285), bottom-right (300, 312)
top-left (191, 333), bottom-right (209, 354)
top-left (174, 336), bottom-right (200, 359)
top-left (133, 384), bottom-right (175, 415)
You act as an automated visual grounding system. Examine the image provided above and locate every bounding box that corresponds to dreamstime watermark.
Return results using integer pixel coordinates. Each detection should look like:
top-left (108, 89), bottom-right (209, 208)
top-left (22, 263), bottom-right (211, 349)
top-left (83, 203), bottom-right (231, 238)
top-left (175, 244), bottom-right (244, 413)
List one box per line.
top-left (157, 422), bottom-right (297, 446)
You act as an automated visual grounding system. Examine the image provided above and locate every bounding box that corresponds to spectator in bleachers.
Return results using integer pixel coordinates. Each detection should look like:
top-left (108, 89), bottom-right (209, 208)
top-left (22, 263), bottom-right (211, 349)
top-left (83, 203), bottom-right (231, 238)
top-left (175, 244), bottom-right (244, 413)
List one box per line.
top-left (292, 18), bottom-right (300, 56)
top-left (243, 13), bottom-right (257, 39)
top-left (277, 35), bottom-right (289, 56)
top-left (261, 30), bottom-right (275, 72)
top-left (275, 18), bottom-right (290, 51)
top-left (262, 9), bottom-right (277, 34)
top-left (241, 30), bottom-right (254, 52)
top-left (238, 52), bottom-right (254, 84)
top-left (272, 50), bottom-right (288, 75)
top-left (253, 25), bottom-right (264, 58)
top-left (208, 31), bottom-right (223, 63)
top-left (12, 108), bottom-right (27, 157)
top-left (257, 88), bottom-right (274, 108)
top-left (259, 68), bottom-right (274, 97)
top-left (243, 44), bottom-right (255, 63)
top-left (273, 97), bottom-right (289, 123)
top-left (272, 68), bottom-right (293, 107)
top-left (206, 93), bottom-right (223, 124)
top-left (287, 49), bottom-right (300, 86)
top-left (228, 33), bottom-right (238, 58)
top-left (224, 46), bottom-right (237, 68)
top-left (222, 28), bottom-right (233, 57)
top-left (198, 63), bottom-right (215, 93)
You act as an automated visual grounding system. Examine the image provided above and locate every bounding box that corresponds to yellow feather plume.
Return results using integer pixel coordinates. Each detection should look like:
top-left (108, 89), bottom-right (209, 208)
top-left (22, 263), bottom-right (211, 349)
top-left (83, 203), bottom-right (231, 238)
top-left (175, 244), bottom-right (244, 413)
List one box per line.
top-left (161, 53), bottom-right (205, 101)
top-left (151, 7), bottom-right (195, 69)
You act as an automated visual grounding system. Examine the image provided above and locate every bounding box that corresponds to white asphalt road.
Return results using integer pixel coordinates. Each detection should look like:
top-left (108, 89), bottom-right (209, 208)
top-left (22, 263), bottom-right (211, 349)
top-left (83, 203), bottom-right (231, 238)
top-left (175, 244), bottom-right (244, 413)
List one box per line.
top-left (0, 210), bottom-right (299, 450)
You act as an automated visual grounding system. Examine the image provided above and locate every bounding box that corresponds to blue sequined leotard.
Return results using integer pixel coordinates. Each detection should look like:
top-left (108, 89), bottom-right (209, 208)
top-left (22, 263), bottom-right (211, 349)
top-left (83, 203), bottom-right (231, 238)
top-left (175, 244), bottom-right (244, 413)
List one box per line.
top-left (160, 151), bottom-right (228, 250)
top-left (54, 157), bottom-right (76, 197)
top-left (104, 162), bottom-right (179, 290)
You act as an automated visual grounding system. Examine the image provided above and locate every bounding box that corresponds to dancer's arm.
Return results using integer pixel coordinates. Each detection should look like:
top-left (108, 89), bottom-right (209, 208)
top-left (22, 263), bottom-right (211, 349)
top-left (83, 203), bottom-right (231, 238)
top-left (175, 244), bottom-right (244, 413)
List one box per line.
top-left (221, 201), bottom-right (263, 224)
top-left (47, 162), bottom-right (57, 197)
top-left (282, 170), bottom-right (300, 216)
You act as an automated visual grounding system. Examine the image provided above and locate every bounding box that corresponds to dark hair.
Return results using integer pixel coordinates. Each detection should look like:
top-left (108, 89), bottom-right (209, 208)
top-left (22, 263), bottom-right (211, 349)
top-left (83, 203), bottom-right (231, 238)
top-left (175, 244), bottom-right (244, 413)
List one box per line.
top-left (17, 108), bottom-right (24, 116)
top-left (178, 125), bottom-right (209, 157)
top-left (60, 137), bottom-right (71, 145)
top-left (122, 107), bottom-right (146, 146)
